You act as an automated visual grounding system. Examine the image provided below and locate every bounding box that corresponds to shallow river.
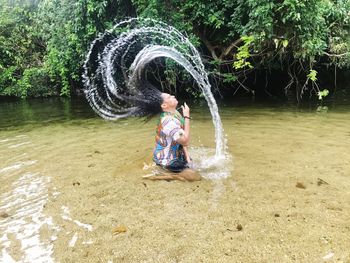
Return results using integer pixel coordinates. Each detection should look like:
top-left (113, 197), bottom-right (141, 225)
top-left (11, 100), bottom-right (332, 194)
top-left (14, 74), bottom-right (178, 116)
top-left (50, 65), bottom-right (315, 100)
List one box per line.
top-left (1, 97), bottom-right (349, 262)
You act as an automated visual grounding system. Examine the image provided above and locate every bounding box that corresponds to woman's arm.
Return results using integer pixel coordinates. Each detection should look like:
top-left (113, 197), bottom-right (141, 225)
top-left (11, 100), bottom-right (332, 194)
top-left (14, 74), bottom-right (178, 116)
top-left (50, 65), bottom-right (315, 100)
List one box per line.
top-left (176, 103), bottom-right (190, 146)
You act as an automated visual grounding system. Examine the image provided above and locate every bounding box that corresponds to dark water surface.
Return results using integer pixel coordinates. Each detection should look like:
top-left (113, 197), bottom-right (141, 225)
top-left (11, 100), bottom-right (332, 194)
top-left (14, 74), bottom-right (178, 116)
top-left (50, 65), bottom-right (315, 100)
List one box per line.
top-left (1, 88), bottom-right (350, 129)
top-left (0, 97), bottom-right (95, 129)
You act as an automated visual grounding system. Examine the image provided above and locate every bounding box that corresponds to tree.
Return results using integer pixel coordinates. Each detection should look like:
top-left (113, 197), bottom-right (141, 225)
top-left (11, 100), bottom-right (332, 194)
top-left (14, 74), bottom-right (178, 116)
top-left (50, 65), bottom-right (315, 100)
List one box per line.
top-left (134, 0), bottom-right (350, 99)
top-left (0, 0), bottom-right (349, 99)
top-left (0, 0), bottom-right (53, 97)
top-left (37, 0), bottom-right (136, 96)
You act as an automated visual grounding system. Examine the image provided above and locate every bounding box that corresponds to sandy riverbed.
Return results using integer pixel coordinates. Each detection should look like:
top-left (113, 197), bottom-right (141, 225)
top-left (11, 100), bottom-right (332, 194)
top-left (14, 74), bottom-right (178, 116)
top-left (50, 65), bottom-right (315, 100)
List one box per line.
top-left (1, 107), bottom-right (350, 262)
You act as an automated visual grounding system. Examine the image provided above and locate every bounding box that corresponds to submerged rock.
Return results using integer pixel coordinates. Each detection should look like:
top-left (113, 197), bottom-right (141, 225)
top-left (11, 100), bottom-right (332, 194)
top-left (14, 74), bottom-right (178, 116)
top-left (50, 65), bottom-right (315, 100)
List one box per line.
top-left (0, 212), bottom-right (9, 218)
top-left (296, 182), bottom-right (306, 189)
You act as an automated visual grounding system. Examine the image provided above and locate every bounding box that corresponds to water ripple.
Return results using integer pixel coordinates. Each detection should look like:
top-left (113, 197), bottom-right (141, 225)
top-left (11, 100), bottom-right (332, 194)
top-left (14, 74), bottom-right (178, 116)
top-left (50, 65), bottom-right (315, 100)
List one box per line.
top-left (8, 142), bottom-right (31, 149)
top-left (0, 173), bottom-right (59, 263)
top-left (0, 161), bottom-right (37, 174)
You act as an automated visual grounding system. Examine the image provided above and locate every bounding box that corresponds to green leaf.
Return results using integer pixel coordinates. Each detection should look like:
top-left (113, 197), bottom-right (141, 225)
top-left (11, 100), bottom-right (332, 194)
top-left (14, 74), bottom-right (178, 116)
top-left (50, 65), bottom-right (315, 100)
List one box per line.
top-left (317, 89), bottom-right (329, 100)
top-left (282, 39), bottom-right (289, 48)
top-left (307, 69), bottom-right (317, 82)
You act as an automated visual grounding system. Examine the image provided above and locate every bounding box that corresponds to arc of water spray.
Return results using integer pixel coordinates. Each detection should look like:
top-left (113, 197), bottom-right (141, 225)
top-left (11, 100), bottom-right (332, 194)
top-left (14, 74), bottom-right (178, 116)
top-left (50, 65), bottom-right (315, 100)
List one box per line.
top-left (83, 18), bottom-right (226, 158)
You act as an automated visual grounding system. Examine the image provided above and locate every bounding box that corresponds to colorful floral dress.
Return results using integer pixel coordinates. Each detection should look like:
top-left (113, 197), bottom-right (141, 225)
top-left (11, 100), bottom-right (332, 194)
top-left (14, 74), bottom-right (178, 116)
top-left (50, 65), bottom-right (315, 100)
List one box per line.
top-left (153, 111), bottom-right (186, 168)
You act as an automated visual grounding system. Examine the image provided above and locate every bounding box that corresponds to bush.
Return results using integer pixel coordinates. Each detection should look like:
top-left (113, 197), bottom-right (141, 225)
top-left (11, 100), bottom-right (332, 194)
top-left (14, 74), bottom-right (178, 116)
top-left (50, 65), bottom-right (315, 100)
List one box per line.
top-left (17, 67), bottom-right (58, 98)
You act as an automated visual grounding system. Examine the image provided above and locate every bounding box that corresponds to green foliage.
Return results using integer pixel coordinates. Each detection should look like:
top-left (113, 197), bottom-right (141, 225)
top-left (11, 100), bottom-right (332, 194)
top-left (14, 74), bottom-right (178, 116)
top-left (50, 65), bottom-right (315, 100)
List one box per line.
top-left (307, 69), bottom-right (318, 82)
top-left (233, 36), bottom-right (254, 70)
top-left (134, 0), bottom-right (350, 97)
top-left (36, 0), bottom-right (136, 96)
top-left (317, 89), bottom-right (329, 100)
top-left (78, 0), bottom-right (350, 98)
top-left (0, 66), bottom-right (18, 95)
top-left (221, 73), bottom-right (237, 84)
top-left (18, 67), bottom-right (55, 97)
top-left (325, 0), bottom-right (350, 68)
top-left (0, 0), bottom-right (51, 97)
top-left (0, 0), bottom-right (349, 99)
top-left (274, 39), bottom-right (289, 49)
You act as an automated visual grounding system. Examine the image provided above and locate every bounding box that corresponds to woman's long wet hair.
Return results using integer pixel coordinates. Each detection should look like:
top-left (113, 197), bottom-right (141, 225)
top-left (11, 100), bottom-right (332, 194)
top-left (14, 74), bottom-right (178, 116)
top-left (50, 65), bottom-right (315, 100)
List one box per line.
top-left (83, 31), bottom-right (165, 120)
top-left (127, 69), bottom-right (163, 120)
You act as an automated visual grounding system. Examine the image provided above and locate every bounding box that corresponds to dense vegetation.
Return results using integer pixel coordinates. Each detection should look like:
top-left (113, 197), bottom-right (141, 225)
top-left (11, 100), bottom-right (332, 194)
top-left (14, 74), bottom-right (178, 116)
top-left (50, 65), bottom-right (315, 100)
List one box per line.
top-left (0, 0), bottom-right (349, 100)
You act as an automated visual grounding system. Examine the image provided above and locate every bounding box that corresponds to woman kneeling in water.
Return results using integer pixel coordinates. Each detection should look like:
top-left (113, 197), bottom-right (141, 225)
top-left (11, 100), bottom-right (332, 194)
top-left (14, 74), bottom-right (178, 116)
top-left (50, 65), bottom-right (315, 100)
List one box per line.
top-left (144, 93), bottom-right (200, 181)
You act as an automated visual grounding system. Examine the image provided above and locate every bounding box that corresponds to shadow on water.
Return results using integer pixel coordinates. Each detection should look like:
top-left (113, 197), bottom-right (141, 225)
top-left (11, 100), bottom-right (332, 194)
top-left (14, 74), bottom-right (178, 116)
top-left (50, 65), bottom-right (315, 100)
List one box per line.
top-left (215, 87), bottom-right (350, 114)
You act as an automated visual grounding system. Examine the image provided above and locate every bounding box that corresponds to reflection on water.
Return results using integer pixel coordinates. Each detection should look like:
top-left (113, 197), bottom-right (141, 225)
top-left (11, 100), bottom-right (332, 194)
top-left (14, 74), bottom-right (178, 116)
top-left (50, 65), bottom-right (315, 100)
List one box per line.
top-left (0, 97), bottom-right (95, 129)
top-left (1, 90), bottom-right (350, 129)
top-left (0, 94), bottom-right (350, 261)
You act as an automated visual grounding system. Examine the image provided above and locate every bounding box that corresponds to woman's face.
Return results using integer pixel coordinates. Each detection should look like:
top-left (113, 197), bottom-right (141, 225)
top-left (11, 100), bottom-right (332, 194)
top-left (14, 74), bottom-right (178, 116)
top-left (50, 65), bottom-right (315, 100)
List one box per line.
top-left (161, 93), bottom-right (178, 109)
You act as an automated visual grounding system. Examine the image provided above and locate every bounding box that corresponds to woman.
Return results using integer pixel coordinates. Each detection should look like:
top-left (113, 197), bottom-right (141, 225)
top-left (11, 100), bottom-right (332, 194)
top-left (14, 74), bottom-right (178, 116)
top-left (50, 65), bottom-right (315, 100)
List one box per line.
top-left (145, 93), bottom-right (200, 181)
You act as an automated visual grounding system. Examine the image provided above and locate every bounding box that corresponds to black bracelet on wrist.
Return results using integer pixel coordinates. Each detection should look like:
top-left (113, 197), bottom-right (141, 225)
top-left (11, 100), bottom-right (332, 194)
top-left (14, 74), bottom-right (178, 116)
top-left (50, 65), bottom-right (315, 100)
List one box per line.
top-left (184, 116), bottom-right (192, 119)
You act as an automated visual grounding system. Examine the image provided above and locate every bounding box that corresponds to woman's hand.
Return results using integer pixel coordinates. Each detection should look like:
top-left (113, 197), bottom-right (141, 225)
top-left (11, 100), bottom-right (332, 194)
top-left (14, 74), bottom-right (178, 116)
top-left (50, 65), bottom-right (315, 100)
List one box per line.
top-left (177, 102), bottom-right (191, 146)
top-left (181, 102), bottom-right (190, 118)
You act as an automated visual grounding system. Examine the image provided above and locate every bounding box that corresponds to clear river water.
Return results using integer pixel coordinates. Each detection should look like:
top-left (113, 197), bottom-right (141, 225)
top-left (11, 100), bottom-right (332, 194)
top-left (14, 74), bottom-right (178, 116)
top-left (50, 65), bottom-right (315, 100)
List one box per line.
top-left (0, 95), bottom-right (349, 262)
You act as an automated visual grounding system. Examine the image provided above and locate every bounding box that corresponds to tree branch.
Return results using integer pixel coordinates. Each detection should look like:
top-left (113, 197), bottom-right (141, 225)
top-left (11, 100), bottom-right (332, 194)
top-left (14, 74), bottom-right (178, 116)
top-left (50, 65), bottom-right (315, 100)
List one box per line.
top-left (193, 29), bottom-right (219, 60)
top-left (219, 38), bottom-right (243, 60)
top-left (323, 51), bottom-right (350, 57)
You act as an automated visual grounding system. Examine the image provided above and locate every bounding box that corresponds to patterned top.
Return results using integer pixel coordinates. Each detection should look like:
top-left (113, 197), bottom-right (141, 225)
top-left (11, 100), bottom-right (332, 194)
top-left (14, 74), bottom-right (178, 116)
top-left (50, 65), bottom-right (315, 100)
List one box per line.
top-left (153, 111), bottom-right (186, 166)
